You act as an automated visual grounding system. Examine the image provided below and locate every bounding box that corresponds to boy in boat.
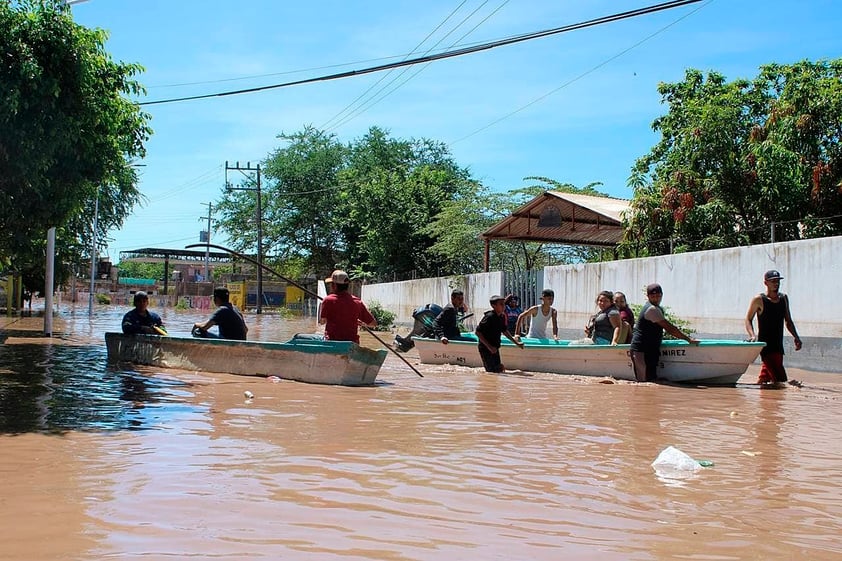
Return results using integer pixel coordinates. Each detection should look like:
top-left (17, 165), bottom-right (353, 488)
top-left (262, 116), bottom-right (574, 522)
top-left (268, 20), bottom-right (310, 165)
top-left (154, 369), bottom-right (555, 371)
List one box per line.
top-left (193, 287), bottom-right (248, 340)
top-left (744, 270), bottom-right (802, 385)
top-left (122, 291), bottom-right (166, 335)
top-left (476, 294), bottom-right (524, 372)
top-left (514, 288), bottom-right (559, 341)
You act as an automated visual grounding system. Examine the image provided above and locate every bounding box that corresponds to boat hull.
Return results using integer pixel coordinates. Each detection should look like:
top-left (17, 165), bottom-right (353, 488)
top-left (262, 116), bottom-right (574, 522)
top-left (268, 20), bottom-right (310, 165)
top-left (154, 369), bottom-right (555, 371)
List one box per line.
top-left (105, 332), bottom-right (387, 386)
top-left (414, 334), bottom-right (764, 385)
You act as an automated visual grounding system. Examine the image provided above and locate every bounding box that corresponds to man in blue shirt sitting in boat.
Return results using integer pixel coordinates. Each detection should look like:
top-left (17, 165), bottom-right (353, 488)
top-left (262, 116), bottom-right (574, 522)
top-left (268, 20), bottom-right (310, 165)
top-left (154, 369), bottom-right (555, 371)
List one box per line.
top-left (122, 291), bottom-right (166, 335)
top-left (192, 287), bottom-right (248, 340)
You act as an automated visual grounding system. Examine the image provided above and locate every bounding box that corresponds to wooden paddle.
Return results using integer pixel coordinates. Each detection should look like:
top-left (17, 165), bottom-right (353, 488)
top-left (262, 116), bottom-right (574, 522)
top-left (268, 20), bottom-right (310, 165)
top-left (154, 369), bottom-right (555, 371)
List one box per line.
top-left (185, 242), bottom-right (424, 378)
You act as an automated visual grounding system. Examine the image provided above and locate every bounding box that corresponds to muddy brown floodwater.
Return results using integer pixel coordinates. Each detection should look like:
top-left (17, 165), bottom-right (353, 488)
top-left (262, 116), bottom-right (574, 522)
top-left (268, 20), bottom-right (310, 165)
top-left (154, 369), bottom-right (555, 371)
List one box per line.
top-left (1, 305), bottom-right (840, 560)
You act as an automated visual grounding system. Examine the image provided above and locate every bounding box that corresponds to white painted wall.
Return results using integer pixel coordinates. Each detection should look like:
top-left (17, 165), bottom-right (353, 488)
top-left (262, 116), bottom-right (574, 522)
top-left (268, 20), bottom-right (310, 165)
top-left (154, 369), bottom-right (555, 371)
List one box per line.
top-left (362, 236), bottom-right (841, 339)
top-left (362, 272), bottom-right (503, 332)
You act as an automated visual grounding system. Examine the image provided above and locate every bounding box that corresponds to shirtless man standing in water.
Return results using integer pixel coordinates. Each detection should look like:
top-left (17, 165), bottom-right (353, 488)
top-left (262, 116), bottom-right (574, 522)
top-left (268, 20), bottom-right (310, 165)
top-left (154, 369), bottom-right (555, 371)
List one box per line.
top-left (744, 270), bottom-right (802, 385)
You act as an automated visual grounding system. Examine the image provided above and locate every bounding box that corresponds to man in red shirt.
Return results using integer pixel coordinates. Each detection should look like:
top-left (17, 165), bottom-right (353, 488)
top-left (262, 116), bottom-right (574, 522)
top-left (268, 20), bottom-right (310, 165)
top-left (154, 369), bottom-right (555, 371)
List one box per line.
top-left (318, 270), bottom-right (376, 343)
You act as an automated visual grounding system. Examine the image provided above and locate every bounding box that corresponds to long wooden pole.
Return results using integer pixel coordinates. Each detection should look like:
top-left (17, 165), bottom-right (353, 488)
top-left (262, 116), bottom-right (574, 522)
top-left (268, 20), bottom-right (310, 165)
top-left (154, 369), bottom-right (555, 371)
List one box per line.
top-left (186, 242), bottom-right (424, 377)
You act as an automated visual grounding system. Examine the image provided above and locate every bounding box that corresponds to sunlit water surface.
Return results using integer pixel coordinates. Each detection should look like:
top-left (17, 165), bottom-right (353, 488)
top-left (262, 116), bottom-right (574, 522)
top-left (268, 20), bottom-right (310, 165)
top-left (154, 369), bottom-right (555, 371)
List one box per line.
top-left (1, 304), bottom-right (840, 560)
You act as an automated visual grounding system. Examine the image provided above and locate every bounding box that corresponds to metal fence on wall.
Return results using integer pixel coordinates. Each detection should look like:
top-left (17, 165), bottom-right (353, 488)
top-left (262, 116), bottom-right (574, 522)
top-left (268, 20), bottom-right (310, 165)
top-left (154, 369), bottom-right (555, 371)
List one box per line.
top-left (502, 269), bottom-right (543, 311)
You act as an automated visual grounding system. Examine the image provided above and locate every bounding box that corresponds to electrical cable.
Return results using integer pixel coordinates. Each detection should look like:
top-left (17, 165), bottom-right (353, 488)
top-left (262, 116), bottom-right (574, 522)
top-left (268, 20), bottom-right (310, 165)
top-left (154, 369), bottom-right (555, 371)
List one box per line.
top-left (320, 0), bottom-right (472, 130)
top-left (139, 0), bottom-right (703, 107)
top-left (326, 0), bottom-right (509, 132)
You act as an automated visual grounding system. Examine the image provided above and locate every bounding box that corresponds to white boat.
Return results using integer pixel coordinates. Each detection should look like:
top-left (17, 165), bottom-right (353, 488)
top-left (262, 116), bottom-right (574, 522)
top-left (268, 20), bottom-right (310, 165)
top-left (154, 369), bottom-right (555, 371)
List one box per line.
top-left (105, 332), bottom-right (387, 386)
top-left (413, 334), bottom-right (764, 385)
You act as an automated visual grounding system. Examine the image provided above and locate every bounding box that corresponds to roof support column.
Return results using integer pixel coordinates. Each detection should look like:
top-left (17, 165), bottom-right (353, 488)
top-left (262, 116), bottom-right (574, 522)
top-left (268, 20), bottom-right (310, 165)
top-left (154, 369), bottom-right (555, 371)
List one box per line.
top-left (163, 255), bottom-right (169, 301)
top-left (484, 239), bottom-right (490, 272)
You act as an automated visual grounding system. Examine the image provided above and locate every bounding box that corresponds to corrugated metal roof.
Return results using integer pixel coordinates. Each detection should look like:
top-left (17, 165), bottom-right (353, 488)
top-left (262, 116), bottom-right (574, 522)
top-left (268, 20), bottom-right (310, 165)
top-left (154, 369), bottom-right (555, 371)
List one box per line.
top-left (119, 248), bottom-right (232, 264)
top-left (480, 191), bottom-right (631, 247)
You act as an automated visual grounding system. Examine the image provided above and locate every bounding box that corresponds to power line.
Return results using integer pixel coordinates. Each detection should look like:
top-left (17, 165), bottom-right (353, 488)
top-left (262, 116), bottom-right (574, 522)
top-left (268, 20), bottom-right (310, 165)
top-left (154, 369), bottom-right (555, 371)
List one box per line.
top-left (326, 0), bottom-right (509, 133)
top-left (450, 0), bottom-right (712, 144)
top-left (139, 0), bottom-right (704, 107)
top-left (320, 0), bottom-right (472, 130)
top-left (148, 53), bottom-right (418, 90)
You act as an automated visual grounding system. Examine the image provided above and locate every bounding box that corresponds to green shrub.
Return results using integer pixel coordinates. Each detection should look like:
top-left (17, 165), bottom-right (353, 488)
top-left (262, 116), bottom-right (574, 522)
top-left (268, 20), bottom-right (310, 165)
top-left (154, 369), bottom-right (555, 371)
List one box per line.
top-left (95, 293), bottom-right (111, 305)
top-left (630, 303), bottom-right (695, 339)
top-left (367, 300), bottom-right (395, 331)
top-left (175, 297), bottom-right (190, 310)
top-left (275, 306), bottom-right (296, 319)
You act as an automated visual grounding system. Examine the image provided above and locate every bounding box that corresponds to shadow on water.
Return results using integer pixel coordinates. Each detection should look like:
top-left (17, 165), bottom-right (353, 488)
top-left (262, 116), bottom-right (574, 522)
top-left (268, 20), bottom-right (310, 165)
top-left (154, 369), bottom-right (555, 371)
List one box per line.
top-left (0, 343), bottom-right (203, 434)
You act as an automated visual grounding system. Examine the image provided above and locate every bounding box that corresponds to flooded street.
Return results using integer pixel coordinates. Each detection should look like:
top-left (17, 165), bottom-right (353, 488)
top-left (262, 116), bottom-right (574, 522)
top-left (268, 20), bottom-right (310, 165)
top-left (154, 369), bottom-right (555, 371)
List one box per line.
top-left (1, 305), bottom-right (841, 560)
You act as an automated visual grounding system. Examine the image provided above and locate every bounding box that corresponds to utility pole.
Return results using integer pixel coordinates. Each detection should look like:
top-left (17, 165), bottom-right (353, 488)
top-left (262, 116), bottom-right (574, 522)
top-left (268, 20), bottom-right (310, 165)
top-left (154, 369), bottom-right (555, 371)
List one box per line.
top-left (200, 202), bottom-right (213, 281)
top-left (225, 161), bottom-right (263, 314)
top-left (88, 187), bottom-right (99, 316)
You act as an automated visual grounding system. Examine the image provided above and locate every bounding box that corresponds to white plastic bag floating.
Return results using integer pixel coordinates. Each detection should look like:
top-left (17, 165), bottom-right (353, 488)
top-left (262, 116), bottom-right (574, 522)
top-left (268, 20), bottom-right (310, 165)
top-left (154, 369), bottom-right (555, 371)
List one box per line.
top-left (652, 445), bottom-right (703, 472)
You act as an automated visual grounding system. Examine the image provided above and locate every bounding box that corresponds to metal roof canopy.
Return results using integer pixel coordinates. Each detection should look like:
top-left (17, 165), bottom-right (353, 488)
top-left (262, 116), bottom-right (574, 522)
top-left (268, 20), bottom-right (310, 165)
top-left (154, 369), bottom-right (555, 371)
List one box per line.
top-left (119, 247), bottom-right (231, 265)
top-left (479, 191), bottom-right (631, 270)
top-left (119, 248), bottom-right (235, 295)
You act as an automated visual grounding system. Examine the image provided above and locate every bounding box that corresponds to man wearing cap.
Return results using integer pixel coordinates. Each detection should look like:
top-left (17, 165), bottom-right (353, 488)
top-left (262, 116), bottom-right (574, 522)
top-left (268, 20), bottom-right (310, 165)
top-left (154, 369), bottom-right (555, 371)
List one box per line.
top-left (629, 283), bottom-right (699, 382)
top-left (122, 291), bottom-right (166, 335)
top-left (745, 270), bottom-right (802, 385)
top-left (475, 294), bottom-right (524, 372)
top-left (319, 270), bottom-right (376, 344)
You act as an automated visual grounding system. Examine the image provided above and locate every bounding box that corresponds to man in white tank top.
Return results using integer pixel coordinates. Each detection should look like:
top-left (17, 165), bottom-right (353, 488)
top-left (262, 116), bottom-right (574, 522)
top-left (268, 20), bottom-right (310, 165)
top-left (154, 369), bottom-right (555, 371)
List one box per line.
top-left (514, 289), bottom-right (559, 340)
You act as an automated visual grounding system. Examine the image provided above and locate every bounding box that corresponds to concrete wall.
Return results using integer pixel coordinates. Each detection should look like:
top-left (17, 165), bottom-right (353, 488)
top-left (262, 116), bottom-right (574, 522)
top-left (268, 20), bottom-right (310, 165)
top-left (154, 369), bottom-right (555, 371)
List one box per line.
top-left (363, 272), bottom-right (503, 332)
top-left (546, 236), bottom-right (840, 338)
top-left (362, 236), bottom-right (842, 371)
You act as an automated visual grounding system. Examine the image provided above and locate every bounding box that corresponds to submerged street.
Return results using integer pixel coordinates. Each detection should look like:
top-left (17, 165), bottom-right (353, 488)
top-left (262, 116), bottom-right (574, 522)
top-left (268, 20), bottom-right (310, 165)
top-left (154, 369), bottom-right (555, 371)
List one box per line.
top-left (1, 306), bottom-right (841, 560)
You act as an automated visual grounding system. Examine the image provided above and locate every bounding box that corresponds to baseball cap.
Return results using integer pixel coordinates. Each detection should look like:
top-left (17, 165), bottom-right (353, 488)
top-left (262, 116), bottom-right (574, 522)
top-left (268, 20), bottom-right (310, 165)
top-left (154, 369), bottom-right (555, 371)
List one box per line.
top-left (764, 270), bottom-right (783, 281)
top-left (325, 270), bottom-right (350, 284)
top-left (489, 294), bottom-right (505, 304)
top-left (646, 283), bottom-right (663, 295)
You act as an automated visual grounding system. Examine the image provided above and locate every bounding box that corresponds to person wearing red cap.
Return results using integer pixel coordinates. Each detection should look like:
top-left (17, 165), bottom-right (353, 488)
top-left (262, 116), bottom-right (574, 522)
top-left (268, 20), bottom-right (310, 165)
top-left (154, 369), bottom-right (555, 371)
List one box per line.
top-left (744, 270), bottom-right (802, 385)
top-left (318, 270), bottom-right (376, 344)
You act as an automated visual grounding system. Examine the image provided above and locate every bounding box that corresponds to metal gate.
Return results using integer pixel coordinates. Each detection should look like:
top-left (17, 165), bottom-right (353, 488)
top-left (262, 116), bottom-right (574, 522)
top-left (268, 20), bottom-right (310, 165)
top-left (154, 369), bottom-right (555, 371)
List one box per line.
top-left (502, 269), bottom-right (542, 311)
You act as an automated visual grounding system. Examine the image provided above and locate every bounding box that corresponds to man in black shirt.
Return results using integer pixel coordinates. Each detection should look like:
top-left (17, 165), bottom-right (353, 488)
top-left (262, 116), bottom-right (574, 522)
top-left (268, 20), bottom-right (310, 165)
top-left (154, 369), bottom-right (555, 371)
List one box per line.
top-left (193, 287), bottom-right (248, 340)
top-left (433, 289), bottom-right (469, 344)
top-left (475, 295), bottom-right (524, 372)
top-left (744, 270), bottom-right (802, 384)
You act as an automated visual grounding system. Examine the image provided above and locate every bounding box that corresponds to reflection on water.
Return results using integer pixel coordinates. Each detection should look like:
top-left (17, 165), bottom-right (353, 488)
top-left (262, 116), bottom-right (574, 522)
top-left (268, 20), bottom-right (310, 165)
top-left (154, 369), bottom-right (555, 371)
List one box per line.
top-left (0, 343), bottom-right (197, 433)
top-left (1, 304), bottom-right (841, 560)
top-left (0, 306), bottom-right (306, 433)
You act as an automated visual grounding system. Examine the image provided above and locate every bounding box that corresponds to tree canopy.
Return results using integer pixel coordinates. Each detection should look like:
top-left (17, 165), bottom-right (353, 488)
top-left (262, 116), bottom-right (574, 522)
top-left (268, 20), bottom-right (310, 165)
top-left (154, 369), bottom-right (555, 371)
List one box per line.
top-left (424, 177), bottom-right (606, 273)
top-left (215, 126), bottom-right (478, 282)
top-left (214, 126), bottom-right (613, 281)
top-left (1, 0), bottom-right (151, 287)
top-left (623, 59), bottom-right (842, 255)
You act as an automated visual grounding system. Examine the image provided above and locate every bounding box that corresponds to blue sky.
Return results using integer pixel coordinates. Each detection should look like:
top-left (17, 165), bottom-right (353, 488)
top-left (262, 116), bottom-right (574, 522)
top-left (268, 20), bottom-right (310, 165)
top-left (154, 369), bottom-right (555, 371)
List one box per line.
top-left (67, 0), bottom-right (841, 261)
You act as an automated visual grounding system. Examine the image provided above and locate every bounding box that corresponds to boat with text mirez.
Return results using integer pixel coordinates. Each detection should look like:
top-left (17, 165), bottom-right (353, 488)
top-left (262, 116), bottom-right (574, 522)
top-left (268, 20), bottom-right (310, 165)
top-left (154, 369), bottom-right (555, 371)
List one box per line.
top-left (105, 332), bottom-right (387, 386)
top-left (413, 334), bottom-right (765, 385)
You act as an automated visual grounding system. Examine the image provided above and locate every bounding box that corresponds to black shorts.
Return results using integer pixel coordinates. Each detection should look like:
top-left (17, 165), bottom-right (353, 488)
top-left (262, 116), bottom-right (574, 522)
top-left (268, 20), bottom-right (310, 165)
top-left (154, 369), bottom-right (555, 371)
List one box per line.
top-left (478, 344), bottom-right (503, 373)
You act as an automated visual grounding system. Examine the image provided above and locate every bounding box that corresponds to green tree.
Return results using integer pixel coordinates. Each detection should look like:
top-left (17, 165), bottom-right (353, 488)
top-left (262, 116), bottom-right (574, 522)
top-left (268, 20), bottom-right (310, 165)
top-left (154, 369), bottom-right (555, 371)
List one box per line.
top-left (337, 127), bottom-right (472, 281)
top-left (623, 60), bottom-right (842, 256)
top-left (117, 261), bottom-right (164, 280)
top-left (1, 0), bottom-right (151, 288)
top-left (424, 178), bottom-right (606, 272)
top-left (216, 126), bottom-right (347, 278)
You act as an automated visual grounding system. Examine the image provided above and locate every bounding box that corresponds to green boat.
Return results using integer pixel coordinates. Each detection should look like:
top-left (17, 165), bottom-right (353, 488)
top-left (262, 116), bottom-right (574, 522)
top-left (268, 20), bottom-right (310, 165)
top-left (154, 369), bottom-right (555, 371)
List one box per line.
top-left (105, 332), bottom-right (387, 386)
